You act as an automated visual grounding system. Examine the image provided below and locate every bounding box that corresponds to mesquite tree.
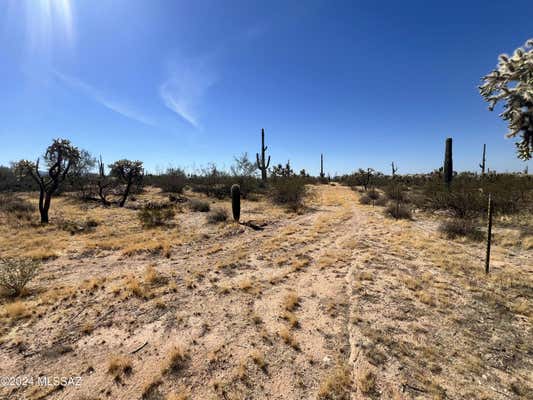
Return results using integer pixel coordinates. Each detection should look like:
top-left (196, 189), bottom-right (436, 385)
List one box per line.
top-left (14, 139), bottom-right (81, 224)
top-left (109, 160), bottom-right (144, 207)
top-left (479, 39), bottom-right (533, 160)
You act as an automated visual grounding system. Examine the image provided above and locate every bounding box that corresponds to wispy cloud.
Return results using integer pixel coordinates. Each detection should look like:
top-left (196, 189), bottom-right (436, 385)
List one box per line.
top-left (55, 71), bottom-right (155, 126)
top-left (159, 57), bottom-right (217, 129)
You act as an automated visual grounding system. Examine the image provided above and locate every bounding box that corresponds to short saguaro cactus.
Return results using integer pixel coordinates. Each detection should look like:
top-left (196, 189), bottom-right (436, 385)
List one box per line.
top-left (231, 184), bottom-right (241, 222)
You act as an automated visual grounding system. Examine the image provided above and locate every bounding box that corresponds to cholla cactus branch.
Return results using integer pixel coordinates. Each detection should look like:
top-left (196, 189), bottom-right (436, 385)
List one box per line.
top-left (479, 39), bottom-right (533, 160)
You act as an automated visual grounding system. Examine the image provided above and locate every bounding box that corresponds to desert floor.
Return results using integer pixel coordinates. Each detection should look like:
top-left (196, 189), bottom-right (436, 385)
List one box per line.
top-left (0, 184), bottom-right (531, 400)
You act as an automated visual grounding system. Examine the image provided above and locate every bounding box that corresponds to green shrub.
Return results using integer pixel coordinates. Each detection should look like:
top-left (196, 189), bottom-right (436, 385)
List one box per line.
top-left (438, 219), bottom-right (483, 241)
top-left (0, 258), bottom-right (39, 296)
top-left (269, 176), bottom-right (307, 211)
top-left (207, 208), bottom-right (228, 224)
top-left (138, 202), bottom-right (176, 227)
top-left (189, 199), bottom-right (210, 212)
top-left (359, 194), bottom-right (372, 205)
top-left (0, 194), bottom-right (36, 220)
top-left (152, 168), bottom-right (187, 193)
top-left (385, 203), bottom-right (412, 219)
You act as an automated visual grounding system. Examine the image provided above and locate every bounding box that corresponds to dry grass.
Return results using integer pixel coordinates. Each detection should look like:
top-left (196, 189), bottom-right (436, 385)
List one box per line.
top-left (164, 343), bottom-right (189, 373)
top-left (3, 300), bottom-right (28, 319)
top-left (279, 327), bottom-right (299, 350)
top-left (124, 275), bottom-right (149, 298)
top-left (317, 364), bottom-right (352, 400)
top-left (282, 291), bottom-right (299, 311)
top-left (107, 355), bottom-right (133, 377)
top-left (281, 310), bottom-right (299, 328)
top-left (250, 350), bottom-right (266, 370)
top-left (357, 369), bottom-right (376, 394)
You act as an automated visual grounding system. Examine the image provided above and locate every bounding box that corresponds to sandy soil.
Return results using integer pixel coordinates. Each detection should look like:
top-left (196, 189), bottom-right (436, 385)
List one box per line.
top-left (0, 185), bottom-right (531, 400)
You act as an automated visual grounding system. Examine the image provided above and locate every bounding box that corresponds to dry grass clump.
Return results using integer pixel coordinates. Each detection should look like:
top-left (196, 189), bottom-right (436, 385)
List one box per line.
top-left (357, 369), bottom-right (377, 394)
top-left (279, 327), bottom-right (299, 350)
top-left (81, 322), bottom-right (95, 335)
top-left (0, 258), bottom-right (39, 296)
top-left (3, 300), bottom-right (29, 319)
top-left (107, 355), bottom-right (133, 377)
top-left (283, 291), bottom-right (299, 311)
top-left (189, 198), bottom-right (210, 212)
top-left (124, 275), bottom-right (150, 298)
top-left (207, 208), bottom-right (228, 224)
top-left (166, 392), bottom-right (189, 400)
top-left (250, 350), bottom-right (266, 370)
top-left (317, 364), bottom-right (352, 400)
top-left (144, 265), bottom-right (167, 285)
top-left (281, 310), bottom-right (299, 328)
top-left (164, 343), bottom-right (189, 373)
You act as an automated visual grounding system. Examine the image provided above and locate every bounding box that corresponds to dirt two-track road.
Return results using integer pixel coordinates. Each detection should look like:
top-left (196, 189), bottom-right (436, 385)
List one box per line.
top-left (1, 185), bottom-right (531, 400)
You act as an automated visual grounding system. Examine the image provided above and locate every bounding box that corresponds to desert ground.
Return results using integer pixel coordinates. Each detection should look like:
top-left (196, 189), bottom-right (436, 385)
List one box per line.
top-left (0, 184), bottom-right (531, 400)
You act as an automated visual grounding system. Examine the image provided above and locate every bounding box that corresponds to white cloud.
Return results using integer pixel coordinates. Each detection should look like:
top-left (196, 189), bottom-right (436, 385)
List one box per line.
top-left (55, 71), bottom-right (155, 126)
top-left (159, 57), bottom-right (216, 129)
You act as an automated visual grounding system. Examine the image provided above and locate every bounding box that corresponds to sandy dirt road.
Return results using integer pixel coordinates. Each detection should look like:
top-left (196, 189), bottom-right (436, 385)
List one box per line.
top-left (1, 185), bottom-right (531, 400)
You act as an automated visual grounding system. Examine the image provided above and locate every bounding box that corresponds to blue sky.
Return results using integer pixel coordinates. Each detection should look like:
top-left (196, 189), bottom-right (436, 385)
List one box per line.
top-left (0, 0), bottom-right (531, 175)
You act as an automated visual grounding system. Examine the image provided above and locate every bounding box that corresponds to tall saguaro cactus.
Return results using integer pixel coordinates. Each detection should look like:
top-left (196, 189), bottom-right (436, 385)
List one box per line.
top-left (479, 144), bottom-right (486, 176)
top-left (443, 138), bottom-right (453, 187)
top-left (320, 154), bottom-right (325, 179)
top-left (391, 161), bottom-right (398, 178)
top-left (256, 128), bottom-right (270, 182)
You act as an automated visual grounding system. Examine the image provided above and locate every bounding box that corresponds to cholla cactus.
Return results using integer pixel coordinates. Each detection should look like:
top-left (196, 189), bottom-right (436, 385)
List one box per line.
top-left (13, 138), bottom-right (81, 224)
top-left (479, 39), bottom-right (533, 160)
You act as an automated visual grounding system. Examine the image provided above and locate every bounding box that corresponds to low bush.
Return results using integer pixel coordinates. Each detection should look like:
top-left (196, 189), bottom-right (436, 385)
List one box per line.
top-left (151, 168), bottom-right (187, 193)
top-left (0, 194), bottom-right (36, 220)
top-left (189, 199), bottom-right (210, 212)
top-left (374, 196), bottom-right (388, 206)
top-left (269, 176), bottom-right (307, 211)
top-left (385, 184), bottom-right (408, 202)
top-left (138, 202), bottom-right (176, 227)
top-left (207, 208), bottom-right (228, 224)
top-left (0, 258), bottom-right (39, 296)
top-left (438, 218), bottom-right (483, 241)
top-left (385, 203), bottom-right (412, 219)
top-left (57, 218), bottom-right (99, 234)
top-left (359, 194), bottom-right (372, 205)
top-left (360, 189), bottom-right (384, 206)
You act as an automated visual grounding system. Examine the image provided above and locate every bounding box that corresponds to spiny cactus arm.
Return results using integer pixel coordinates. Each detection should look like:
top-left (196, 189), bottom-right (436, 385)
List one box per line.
top-left (266, 155), bottom-right (271, 168)
top-left (256, 152), bottom-right (261, 167)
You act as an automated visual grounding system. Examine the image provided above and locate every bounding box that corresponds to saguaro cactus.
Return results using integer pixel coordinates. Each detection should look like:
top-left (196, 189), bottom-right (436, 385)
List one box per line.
top-left (479, 144), bottom-right (486, 176)
top-left (320, 154), bottom-right (325, 179)
top-left (391, 161), bottom-right (398, 178)
top-left (256, 128), bottom-right (270, 182)
top-left (231, 184), bottom-right (241, 222)
top-left (443, 138), bottom-right (453, 187)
